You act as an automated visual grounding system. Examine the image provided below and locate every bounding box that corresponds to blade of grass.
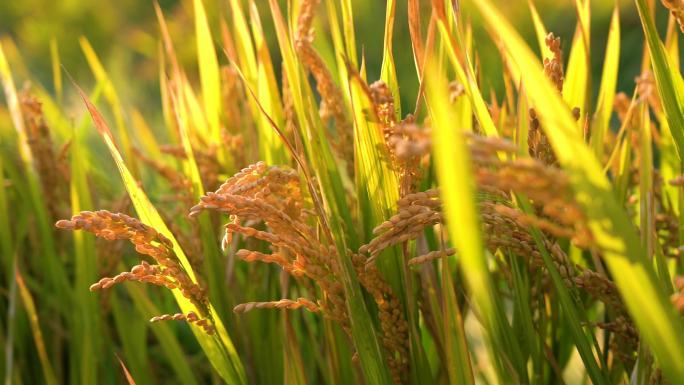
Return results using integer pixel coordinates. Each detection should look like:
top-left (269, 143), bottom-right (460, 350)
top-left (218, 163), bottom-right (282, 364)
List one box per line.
top-left (49, 38), bottom-right (62, 105)
top-left (76, 85), bottom-right (247, 385)
top-left (0, 152), bottom-right (12, 268)
top-left (563, 0), bottom-right (591, 115)
top-left (380, 0), bottom-right (400, 119)
top-left (126, 285), bottom-right (200, 385)
top-left (79, 37), bottom-right (138, 176)
top-left (109, 294), bottom-right (154, 385)
top-left (591, 4), bottom-right (620, 160)
top-left (193, 0), bottom-right (222, 151)
top-left (3, 258), bottom-right (17, 385)
top-left (425, 58), bottom-right (526, 383)
top-left (634, 0), bottom-right (684, 159)
top-left (408, 0), bottom-right (425, 75)
top-left (516, 197), bottom-right (608, 385)
top-left (527, 0), bottom-right (552, 59)
top-left (432, 3), bottom-right (499, 138)
top-left (660, 19), bottom-right (681, 218)
top-left (339, 0), bottom-right (358, 68)
top-left (248, 1), bottom-right (288, 165)
top-left (116, 355), bottom-right (138, 385)
top-left (69, 121), bottom-right (102, 385)
top-left (15, 266), bottom-right (58, 385)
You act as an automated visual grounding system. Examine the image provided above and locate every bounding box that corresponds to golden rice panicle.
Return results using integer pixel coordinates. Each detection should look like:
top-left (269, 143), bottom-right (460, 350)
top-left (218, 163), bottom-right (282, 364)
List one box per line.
top-left (543, 32), bottom-right (564, 93)
top-left (159, 143), bottom-right (223, 191)
top-left (470, 135), bottom-right (591, 247)
top-left (366, 81), bottom-right (430, 196)
top-left (370, 80), bottom-right (427, 196)
top-left (56, 211), bottom-right (173, 258)
top-left (449, 80), bottom-right (466, 103)
top-left (661, 0), bottom-right (684, 33)
top-left (133, 147), bottom-right (193, 206)
top-left (294, 0), bottom-right (352, 164)
top-left (193, 162), bottom-right (353, 337)
top-left (596, 316), bottom-right (639, 367)
top-left (370, 80), bottom-right (397, 137)
top-left (150, 311), bottom-right (215, 335)
top-left (296, 0), bottom-right (319, 40)
top-left (671, 275), bottom-right (684, 315)
top-left (387, 122), bottom-right (431, 196)
top-left (132, 148), bottom-right (207, 267)
top-left (635, 71), bottom-right (664, 120)
top-left (232, 298), bottom-right (320, 313)
top-left (20, 90), bottom-right (69, 220)
top-left (479, 201), bottom-right (543, 268)
top-left (55, 211), bottom-right (209, 310)
top-left (574, 268), bottom-right (628, 318)
top-left (528, 33), bottom-right (566, 165)
top-left (527, 108), bottom-right (558, 166)
top-left (360, 188), bottom-right (443, 264)
top-left (407, 248), bottom-right (456, 266)
top-left (352, 253), bottom-right (409, 385)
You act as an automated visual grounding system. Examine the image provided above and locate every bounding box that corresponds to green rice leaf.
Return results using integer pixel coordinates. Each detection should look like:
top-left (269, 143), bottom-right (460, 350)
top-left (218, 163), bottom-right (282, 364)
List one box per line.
top-left (77, 87), bottom-right (247, 385)
top-left (527, 0), bottom-right (552, 59)
top-left (15, 266), bottom-right (59, 385)
top-left (193, 0), bottom-right (221, 145)
top-left (634, 0), bottom-right (684, 160)
top-left (425, 58), bottom-right (525, 382)
top-left (563, 0), bottom-right (591, 115)
top-left (380, 0), bottom-right (400, 119)
top-left (79, 37), bottom-right (137, 174)
top-left (591, 4), bottom-right (620, 159)
top-left (116, 355), bottom-right (138, 385)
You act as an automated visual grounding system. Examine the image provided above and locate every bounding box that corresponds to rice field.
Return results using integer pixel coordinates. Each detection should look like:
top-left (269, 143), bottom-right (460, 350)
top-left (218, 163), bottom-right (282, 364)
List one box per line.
top-left (1, 0), bottom-right (684, 384)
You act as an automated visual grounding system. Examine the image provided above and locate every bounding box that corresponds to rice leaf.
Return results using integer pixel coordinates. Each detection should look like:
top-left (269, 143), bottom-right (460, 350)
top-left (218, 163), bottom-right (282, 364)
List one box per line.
top-left (193, 0), bottom-right (221, 147)
top-left (79, 37), bottom-right (137, 175)
top-left (425, 58), bottom-right (525, 382)
top-left (433, 9), bottom-right (499, 138)
top-left (70, 121), bottom-right (102, 385)
top-left (380, 0), bottom-right (400, 118)
top-left (248, 1), bottom-right (288, 164)
top-left (125, 285), bottom-right (200, 385)
top-left (109, 294), bottom-right (154, 385)
top-left (76, 87), bottom-right (247, 385)
top-left (408, 0), bottom-right (425, 75)
top-left (591, 5), bottom-right (620, 159)
top-left (527, 0), bottom-right (552, 59)
top-left (116, 355), bottom-right (138, 385)
top-left (15, 266), bottom-right (58, 385)
top-left (49, 38), bottom-right (62, 105)
top-left (516, 197), bottom-right (608, 385)
top-left (563, 0), bottom-right (591, 115)
top-left (634, 0), bottom-right (684, 159)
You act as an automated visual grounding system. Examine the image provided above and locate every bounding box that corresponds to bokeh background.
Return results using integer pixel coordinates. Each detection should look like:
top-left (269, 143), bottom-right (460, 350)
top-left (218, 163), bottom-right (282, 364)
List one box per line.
top-left (0, 0), bottom-right (677, 122)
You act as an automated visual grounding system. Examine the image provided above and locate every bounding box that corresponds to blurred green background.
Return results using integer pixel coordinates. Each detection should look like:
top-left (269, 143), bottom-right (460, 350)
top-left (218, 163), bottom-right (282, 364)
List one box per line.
top-left (0, 0), bottom-right (677, 119)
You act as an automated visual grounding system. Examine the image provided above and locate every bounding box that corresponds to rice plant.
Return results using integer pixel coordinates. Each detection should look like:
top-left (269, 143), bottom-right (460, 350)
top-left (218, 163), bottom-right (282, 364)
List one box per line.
top-left (1, 0), bottom-right (684, 384)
